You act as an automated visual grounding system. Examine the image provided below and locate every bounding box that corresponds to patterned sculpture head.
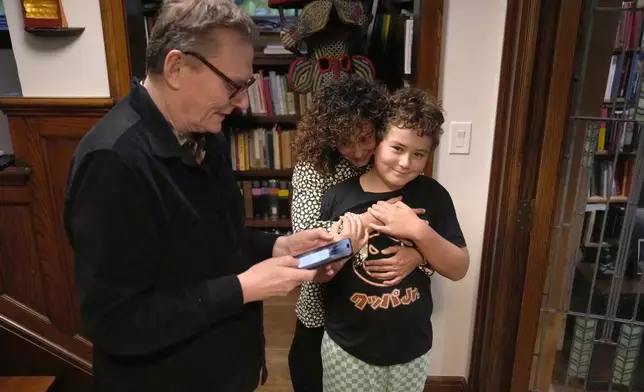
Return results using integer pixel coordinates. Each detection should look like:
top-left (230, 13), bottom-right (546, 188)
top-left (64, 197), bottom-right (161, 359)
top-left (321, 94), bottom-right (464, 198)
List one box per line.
top-left (275, 0), bottom-right (376, 94)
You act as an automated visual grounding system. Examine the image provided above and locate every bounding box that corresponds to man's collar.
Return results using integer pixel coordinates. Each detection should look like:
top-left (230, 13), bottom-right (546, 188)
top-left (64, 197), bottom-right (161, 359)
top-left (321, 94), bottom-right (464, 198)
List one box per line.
top-left (129, 78), bottom-right (205, 165)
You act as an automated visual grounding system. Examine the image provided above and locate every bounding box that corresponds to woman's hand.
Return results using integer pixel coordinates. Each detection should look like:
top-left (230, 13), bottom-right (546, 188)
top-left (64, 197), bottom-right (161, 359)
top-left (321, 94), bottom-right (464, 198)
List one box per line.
top-left (330, 214), bottom-right (369, 254)
top-left (364, 246), bottom-right (425, 285)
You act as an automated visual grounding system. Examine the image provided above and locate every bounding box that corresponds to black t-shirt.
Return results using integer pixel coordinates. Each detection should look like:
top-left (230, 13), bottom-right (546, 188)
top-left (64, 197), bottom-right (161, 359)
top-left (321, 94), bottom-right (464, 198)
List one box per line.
top-left (320, 175), bottom-right (466, 366)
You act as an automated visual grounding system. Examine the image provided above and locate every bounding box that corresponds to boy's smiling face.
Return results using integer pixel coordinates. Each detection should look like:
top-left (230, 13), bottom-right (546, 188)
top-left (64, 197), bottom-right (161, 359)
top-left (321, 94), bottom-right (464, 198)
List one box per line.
top-left (373, 125), bottom-right (431, 190)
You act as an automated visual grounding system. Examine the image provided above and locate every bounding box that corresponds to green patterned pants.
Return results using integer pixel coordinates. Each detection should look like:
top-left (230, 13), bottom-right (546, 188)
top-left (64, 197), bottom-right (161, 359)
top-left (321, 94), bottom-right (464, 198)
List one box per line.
top-left (321, 331), bottom-right (430, 392)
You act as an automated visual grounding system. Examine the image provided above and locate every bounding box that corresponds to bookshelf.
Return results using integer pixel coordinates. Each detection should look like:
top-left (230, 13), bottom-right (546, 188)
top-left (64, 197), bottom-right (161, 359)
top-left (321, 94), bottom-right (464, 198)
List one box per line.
top-left (579, 1), bottom-right (643, 282)
top-left (567, 3), bottom-right (644, 389)
top-left (120, 0), bottom-right (442, 231)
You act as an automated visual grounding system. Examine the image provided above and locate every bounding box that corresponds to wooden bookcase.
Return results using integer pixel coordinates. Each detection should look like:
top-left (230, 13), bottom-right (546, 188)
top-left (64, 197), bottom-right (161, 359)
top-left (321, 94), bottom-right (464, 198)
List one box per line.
top-left (116, 0), bottom-right (444, 232)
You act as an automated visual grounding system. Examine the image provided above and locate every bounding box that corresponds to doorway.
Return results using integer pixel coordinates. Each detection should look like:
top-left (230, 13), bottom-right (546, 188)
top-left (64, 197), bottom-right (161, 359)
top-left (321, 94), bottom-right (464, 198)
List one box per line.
top-left (469, 1), bottom-right (644, 391)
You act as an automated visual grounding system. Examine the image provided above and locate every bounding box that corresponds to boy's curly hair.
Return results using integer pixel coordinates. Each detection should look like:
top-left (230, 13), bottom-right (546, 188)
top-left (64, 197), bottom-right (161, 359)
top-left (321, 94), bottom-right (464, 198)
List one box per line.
top-left (292, 76), bottom-right (389, 174)
top-left (382, 87), bottom-right (445, 151)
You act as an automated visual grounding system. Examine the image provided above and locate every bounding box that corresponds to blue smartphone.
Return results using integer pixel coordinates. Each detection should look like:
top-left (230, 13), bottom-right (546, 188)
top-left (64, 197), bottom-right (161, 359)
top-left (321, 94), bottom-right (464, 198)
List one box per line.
top-left (296, 238), bottom-right (353, 270)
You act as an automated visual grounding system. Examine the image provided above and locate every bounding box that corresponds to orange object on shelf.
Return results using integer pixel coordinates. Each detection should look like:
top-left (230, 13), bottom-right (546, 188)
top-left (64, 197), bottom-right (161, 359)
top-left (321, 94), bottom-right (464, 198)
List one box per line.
top-left (20, 0), bottom-right (68, 29)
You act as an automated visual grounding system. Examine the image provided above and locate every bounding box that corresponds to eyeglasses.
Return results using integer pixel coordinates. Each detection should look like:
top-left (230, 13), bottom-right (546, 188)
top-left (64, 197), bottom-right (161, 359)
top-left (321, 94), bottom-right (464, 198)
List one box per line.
top-left (183, 51), bottom-right (255, 99)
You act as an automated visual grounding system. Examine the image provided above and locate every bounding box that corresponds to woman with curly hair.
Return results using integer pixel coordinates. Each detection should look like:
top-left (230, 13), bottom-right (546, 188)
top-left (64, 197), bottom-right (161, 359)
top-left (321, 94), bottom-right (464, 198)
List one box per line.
top-left (319, 87), bottom-right (470, 392)
top-left (288, 76), bottom-right (430, 392)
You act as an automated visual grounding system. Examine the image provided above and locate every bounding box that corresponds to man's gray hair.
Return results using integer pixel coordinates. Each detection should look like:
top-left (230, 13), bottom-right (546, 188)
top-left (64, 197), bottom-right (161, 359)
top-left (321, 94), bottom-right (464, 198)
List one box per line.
top-left (146, 0), bottom-right (258, 75)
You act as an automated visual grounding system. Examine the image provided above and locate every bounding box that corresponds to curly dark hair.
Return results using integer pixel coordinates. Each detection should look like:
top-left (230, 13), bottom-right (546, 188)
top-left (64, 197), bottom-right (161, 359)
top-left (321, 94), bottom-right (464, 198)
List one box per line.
top-left (381, 87), bottom-right (445, 151)
top-left (292, 76), bottom-right (389, 174)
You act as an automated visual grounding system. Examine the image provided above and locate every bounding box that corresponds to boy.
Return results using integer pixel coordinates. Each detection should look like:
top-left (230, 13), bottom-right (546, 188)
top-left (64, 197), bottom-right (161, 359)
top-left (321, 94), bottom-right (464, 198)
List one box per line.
top-left (320, 87), bottom-right (470, 392)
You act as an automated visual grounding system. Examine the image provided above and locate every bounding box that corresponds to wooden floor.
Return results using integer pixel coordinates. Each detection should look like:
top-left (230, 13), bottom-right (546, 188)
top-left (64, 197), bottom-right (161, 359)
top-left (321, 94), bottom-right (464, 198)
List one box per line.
top-left (0, 377), bottom-right (56, 392)
top-left (258, 289), bottom-right (298, 392)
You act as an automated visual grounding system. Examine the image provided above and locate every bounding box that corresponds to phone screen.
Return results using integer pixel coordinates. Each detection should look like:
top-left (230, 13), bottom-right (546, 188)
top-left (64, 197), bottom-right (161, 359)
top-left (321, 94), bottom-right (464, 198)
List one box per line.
top-left (298, 249), bottom-right (330, 268)
top-left (296, 239), bottom-right (352, 269)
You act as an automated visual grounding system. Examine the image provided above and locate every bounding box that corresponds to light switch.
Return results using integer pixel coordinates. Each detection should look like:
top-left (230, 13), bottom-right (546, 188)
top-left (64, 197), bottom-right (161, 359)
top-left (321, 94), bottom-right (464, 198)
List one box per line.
top-left (448, 121), bottom-right (472, 155)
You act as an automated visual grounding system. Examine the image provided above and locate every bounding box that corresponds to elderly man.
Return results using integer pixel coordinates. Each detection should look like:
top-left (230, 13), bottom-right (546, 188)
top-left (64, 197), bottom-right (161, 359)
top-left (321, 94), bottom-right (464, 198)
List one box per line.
top-left (62, 1), bottom-right (345, 391)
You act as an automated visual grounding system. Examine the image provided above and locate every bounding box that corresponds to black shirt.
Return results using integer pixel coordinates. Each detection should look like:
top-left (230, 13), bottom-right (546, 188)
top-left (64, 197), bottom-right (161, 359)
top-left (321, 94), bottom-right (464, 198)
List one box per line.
top-left (320, 175), bottom-right (466, 366)
top-left (63, 80), bottom-right (278, 392)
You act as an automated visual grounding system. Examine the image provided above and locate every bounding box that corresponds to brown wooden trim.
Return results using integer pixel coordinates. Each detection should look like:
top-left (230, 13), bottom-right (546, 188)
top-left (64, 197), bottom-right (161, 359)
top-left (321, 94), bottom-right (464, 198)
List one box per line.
top-left (414, 0), bottom-right (443, 176)
top-left (425, 376), bottom-right (468, 392)
top-left (414, 0), bottom-right (442, 99)
top-left (0, 302), bottom-right (92, 374)
top-left (467, 0), bottom-right (573, 390)
top-left (0, 166), bottom-right (31, 203)
top-left (0, 187), bottom-right (30, 204)
top-left (0, 166), bottom-right (31, 186)
top-left (99, 0), bottom-right (132, 100)
top-left (0, 98), bottom-right (114, 116)
top-left (468, 1), bottom-right (539, 388)
top-left (509, 1), bottom-right (584, 390)
top-left (0, 377), bottom-right (56, 391)
top-left (468, 0), bottom-right (589, 390)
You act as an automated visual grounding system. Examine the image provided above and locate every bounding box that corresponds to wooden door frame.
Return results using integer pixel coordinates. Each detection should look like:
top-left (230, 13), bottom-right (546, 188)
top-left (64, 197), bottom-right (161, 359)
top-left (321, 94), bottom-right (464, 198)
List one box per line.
top-left (467, 0), bottom-right (585, 391)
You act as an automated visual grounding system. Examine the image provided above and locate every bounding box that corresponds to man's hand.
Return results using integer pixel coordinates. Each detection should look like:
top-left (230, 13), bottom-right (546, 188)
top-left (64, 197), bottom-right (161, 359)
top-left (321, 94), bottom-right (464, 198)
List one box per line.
top-left (273, 228), bottom-right (334, 257)
top-left (367, 200), bottom-right (427, 240)
top-left (364, 246), bottom-right (425, 285)
top-left (237, 255), bottom-right (319, 303)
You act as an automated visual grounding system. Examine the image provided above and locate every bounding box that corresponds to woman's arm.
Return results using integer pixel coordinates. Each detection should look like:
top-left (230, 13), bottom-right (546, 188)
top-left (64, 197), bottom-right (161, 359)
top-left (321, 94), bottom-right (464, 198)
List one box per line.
top-left (291, 162), bottom-right (335, 232)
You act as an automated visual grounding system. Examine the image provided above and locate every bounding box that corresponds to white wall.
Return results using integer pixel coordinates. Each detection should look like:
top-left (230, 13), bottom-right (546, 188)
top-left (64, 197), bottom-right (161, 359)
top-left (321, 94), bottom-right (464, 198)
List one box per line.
top-left (3, 0), bottom-right (109, 97)
top-left (429, 0), bottom-right (507, 377)
top-left (0, 48), bottom-right (22, 153)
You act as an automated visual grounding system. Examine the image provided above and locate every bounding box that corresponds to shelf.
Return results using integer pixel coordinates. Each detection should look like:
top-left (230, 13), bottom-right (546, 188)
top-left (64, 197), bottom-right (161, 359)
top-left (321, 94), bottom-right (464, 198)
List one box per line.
top-left (224, 114), bottom-right (299, 127)
top-left (583, 242), bottom-right (618, 248)
top-left (603, 97), bottom-right (625, 104)
top-left (254, 53), bottom-right (297, 66)
top-left (234, 169), bottom-right (293, 178)
top-left (587, 196), bottom-right (629, 204)
top-left (612, 47), bottom-right (644, 54)
top-left (595, 150), bottom-right (637, 156)
top-left (24, 27), bottom-right (85, 37)
top-left (245, 218), bottom-right (291, 229)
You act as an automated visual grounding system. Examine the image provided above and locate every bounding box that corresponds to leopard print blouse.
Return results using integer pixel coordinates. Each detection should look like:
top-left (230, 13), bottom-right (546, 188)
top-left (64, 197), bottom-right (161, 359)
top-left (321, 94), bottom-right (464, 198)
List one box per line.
top-left (291, 159), bottom-right (369, 328)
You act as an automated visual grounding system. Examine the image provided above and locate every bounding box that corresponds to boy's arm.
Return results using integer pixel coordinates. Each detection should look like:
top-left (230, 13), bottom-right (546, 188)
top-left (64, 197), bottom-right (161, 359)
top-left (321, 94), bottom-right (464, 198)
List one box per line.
top-left (409, 222), bottom-right (469, 281)
top-left (368, 191), bottom-right (469, 281)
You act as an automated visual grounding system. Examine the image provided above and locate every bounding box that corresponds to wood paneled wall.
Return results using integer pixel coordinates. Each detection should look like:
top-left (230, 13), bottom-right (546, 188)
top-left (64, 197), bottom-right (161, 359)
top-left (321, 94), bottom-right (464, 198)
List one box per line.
top-left (0, 98), bottom-right (113, 380)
